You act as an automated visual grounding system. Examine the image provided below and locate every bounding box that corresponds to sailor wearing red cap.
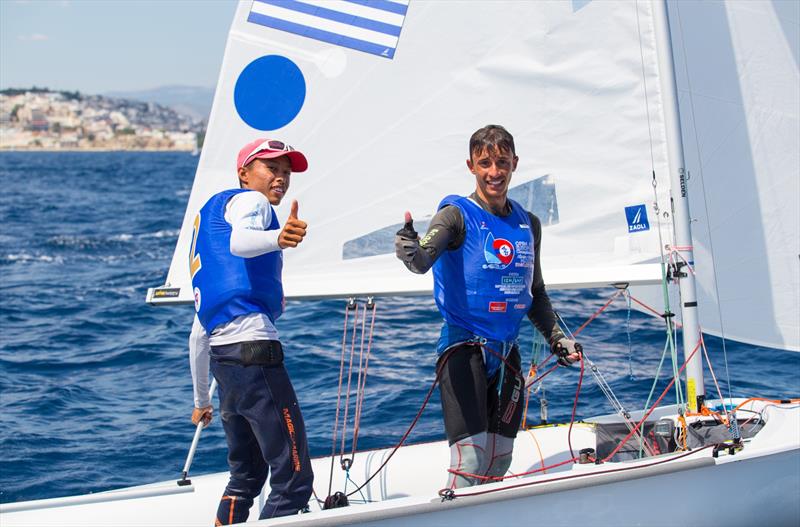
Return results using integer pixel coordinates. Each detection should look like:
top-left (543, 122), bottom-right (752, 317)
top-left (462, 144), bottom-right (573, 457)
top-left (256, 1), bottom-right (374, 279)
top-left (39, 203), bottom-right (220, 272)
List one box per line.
top-left (188, 138), bottom-right (313, 524)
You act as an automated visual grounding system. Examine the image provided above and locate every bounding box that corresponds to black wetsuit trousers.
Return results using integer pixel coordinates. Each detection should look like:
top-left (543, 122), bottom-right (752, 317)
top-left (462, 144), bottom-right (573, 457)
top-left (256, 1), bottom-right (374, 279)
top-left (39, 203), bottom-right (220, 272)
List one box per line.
top-left (210, 342), bottom-right (313, 524)
top-left (438, 343), bottom-right (525, 445)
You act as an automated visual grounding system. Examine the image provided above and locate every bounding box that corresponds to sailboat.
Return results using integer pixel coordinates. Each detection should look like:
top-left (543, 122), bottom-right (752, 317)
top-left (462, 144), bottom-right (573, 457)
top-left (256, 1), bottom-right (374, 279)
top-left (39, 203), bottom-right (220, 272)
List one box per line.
top-left (2, 0), bottom-right (798, 525)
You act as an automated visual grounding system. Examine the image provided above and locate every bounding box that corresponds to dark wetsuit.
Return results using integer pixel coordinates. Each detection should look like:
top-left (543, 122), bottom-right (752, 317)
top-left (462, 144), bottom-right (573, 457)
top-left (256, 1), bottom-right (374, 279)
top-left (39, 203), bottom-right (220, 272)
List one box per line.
top-left (402, 193), bottom-right (562, 444)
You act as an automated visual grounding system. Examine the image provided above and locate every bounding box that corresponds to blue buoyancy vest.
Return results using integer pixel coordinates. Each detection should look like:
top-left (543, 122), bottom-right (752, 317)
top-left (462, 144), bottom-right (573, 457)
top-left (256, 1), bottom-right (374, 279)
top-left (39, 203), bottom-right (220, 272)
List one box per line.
top-left (433, 195), bottom-right (535, 364)
top-left (191, 189), bottom-right (283, 333)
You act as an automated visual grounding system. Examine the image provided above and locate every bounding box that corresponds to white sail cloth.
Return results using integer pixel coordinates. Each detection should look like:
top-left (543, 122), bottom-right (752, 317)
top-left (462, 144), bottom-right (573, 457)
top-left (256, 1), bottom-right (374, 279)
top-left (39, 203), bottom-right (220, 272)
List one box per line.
top-left (150, 0), bottom-right (673, 305)
top-left (633, 0), bottom-right (799, 352)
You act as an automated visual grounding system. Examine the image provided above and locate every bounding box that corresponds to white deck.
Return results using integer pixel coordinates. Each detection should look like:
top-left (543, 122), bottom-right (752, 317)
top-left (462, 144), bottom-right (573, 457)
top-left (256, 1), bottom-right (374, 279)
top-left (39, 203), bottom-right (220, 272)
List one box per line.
top-left (3, 399), bottom-right (798, 526)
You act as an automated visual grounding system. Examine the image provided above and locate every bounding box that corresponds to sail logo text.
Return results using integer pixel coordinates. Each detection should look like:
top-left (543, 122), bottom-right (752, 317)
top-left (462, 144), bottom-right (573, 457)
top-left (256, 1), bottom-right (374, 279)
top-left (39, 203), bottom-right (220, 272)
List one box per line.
top-left (624, 204), bottom-right (650, 233)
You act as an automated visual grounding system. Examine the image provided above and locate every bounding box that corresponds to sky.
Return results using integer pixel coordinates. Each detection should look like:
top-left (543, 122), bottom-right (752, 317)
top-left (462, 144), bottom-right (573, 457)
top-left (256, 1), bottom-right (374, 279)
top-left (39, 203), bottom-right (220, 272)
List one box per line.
top-left (0, 0), bottom-right (238, 94)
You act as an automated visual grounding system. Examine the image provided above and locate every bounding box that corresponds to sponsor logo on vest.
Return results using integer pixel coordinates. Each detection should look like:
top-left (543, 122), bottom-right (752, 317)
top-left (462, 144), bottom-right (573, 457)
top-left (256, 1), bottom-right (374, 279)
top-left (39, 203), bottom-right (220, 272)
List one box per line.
top-left (483, 233), bottom-right (515, 269)
top-left (624, 204), bottom-right (650, 233)
top-left (489, 301), bottom-right (507, 312)
top-left (514, 303), bottom-right (527, 310)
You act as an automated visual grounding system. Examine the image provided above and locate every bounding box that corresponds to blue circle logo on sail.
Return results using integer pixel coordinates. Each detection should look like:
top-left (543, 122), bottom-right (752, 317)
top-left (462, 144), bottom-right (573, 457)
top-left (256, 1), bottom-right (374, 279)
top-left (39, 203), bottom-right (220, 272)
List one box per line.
top-left (234, 55), bottom-right (306, 131)
top-left (483, 232), bottom-right (514, 269)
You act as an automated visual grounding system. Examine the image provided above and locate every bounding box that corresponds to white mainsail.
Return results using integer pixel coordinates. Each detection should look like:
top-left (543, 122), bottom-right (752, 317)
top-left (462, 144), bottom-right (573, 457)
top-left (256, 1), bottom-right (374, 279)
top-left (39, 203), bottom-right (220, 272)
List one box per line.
top-left (147, 0), bottom-right (674, 304)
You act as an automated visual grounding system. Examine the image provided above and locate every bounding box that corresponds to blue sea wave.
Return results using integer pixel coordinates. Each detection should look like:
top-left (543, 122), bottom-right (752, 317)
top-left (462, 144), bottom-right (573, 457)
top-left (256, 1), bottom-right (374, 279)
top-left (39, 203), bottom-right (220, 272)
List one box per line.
top-left (0, 152), bottom-right (797, 504)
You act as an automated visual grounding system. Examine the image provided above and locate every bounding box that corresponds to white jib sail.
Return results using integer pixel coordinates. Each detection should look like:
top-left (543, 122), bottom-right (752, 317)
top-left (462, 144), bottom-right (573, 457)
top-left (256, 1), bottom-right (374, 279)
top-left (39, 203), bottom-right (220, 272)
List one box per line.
top-left (148, 0), bottom-right (675, 304)
top-left (637, 0), bottom-right (799, 352)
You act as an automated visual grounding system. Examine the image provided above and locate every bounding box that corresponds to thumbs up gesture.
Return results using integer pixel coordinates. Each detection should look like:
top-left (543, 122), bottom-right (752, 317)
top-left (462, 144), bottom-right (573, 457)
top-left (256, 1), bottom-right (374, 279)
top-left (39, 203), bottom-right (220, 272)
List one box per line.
top-left (395, 211), bottom-right (419, 263)
top-left (279, 200), bottom-right (308, 249)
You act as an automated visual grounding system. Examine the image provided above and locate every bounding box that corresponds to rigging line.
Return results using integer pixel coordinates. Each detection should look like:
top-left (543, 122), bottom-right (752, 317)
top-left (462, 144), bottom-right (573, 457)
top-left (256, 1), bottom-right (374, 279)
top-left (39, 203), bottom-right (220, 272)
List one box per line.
top-left (557, 310), bottom-right (656, 455)
top-left (634, 0), bottom-right (658, 173)
top-left (635, 0), bottom-right (677, 369)
top-left (625, 290), bottom-right (635, 380)
top-left (639, 338), bottom-right (671, 458)
top-left (328, 300), bottom-right (354, 499)
top-left (571, 290), bottom-right (624, 336)
top-left (448, 456), bottom-right (579, 485)
top-left (567, 357), bottom-right (585, 461)
top-left (344, 347), bottom-right (448, 498)
top-left (347, 303), bottom-right (367, 462)
top-left (699, 334), bottom-right (728, 420)
top-left (449, 444), bottom-right (715, 499)
top-left (339, 302), bottom-right (362, 463)
top-left (346, 341), bottom-right (528, 498)
top-left (602, 338), bottom-right (702, 463)
top-left (673, 0), bottom-right (734, 403)
top-left (352, 300), bottom-right (377, 459)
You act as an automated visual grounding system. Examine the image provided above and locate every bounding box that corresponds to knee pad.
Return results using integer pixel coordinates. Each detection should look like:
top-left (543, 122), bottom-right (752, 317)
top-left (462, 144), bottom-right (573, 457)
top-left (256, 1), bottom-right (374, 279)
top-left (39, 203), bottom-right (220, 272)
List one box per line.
top-left (447, 432), bottom-right (487, 488)
top-left (483, 433), bottom-right (514, 482)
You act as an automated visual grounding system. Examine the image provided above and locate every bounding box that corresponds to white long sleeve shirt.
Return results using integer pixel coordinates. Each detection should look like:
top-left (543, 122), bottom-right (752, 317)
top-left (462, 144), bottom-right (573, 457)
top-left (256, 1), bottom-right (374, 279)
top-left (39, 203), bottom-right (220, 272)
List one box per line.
top-left (189, 191), bottom-right (282, 408)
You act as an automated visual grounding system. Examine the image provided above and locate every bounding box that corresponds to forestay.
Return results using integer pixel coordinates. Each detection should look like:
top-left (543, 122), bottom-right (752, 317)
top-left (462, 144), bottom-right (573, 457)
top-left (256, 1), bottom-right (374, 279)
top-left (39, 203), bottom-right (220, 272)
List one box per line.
top-left (147, 0), bottom-right (674, 305)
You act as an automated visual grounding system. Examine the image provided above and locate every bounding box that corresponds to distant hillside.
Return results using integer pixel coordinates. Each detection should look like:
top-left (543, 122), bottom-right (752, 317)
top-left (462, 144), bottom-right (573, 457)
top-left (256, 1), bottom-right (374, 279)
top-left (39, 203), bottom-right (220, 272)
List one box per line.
top-left (105, 85), bottom-right (214, 122)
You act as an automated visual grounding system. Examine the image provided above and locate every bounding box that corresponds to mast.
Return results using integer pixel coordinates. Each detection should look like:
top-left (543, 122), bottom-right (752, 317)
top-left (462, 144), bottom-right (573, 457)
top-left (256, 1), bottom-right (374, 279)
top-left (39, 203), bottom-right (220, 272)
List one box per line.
top-left (651, 0), bottom-right (705, 413)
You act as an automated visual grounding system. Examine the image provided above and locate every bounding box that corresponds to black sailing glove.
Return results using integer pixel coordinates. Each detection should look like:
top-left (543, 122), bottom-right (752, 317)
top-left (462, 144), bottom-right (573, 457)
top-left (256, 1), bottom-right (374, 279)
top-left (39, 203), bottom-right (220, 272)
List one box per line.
top-left (395, 211), bottom-right (419, 264)
top-left (550, 335), bottom-right (583, 367)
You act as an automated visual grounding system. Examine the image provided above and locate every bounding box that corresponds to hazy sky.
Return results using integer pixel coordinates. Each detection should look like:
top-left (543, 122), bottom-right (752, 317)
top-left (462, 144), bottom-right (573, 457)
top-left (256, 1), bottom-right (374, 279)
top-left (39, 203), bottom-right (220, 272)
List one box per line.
top-left (1, 0), bottom-right (238, 94)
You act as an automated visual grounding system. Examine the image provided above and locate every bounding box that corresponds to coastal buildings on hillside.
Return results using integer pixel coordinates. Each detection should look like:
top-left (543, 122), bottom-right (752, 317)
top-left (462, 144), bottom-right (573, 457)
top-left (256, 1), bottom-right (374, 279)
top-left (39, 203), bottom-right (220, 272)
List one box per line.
top-left (0, 89), bottom-right (204, 152)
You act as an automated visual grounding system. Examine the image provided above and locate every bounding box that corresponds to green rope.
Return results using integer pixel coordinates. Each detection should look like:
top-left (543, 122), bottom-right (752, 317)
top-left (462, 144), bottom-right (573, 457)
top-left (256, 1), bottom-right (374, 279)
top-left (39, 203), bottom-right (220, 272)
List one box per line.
top-left (639, 338), bottom-right (671, 458)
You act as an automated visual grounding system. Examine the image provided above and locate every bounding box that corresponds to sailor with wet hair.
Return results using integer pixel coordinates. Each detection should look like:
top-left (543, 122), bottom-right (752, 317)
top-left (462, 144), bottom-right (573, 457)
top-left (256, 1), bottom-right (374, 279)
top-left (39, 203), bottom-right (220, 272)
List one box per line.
top-left (395, 124), bottom-right (582, 488)
top-left (188, 138), bottom-right (314, 524)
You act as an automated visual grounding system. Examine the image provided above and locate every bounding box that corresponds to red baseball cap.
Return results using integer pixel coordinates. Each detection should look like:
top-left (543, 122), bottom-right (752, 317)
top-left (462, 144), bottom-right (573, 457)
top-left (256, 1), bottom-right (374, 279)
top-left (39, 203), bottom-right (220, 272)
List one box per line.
top-left (236, 138), bottom-right (308, 172)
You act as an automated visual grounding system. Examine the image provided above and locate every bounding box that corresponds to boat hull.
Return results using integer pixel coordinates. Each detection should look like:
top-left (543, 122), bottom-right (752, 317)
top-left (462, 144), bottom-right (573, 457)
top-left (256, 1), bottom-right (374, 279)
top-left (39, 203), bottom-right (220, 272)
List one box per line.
top-left (3, 400), bottom-right (798, 526)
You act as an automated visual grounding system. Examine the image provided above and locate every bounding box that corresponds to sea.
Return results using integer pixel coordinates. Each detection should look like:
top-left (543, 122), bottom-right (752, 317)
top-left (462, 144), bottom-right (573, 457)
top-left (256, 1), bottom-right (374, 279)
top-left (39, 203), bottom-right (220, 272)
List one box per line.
top-left (1, 152), bottom-right (797, 504)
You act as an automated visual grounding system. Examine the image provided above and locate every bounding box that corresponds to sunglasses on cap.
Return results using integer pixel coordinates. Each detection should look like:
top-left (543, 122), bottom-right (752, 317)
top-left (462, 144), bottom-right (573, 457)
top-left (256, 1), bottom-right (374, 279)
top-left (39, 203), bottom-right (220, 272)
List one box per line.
top-left (241, 140), bottom-right (296, 167)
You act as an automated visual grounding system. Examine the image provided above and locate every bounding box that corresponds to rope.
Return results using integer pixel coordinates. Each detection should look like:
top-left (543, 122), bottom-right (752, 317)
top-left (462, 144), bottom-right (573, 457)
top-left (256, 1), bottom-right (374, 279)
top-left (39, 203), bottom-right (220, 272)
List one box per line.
top-left (327, 301), bottom-right (353, 498)
top-left (449, 444), bottom-right (715, 498)
top-left (639, 338), bottom-right (670, 458)
top-left (566, 357), bottom-right (585, 461)
top-left (338, 304), bottom-right (362, 463)
top-left (558, 303), bottom-right (657, 456)
top-left (572, 290), bottom-right (624, 336)
top-left (625, 290), bottom-right (635, 380)
top-left (601, 338), bottom-right (702, 463)
top-left (351, 300), bottom-right (377, 459)
top-left (344, 346), bottom-right (450, 498)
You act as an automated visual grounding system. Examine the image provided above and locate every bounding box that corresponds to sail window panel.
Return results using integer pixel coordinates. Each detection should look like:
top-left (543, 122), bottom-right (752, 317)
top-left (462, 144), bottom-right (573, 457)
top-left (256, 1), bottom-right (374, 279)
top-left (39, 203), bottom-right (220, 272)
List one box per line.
top-left (341, 176), bottom-right (558, 260)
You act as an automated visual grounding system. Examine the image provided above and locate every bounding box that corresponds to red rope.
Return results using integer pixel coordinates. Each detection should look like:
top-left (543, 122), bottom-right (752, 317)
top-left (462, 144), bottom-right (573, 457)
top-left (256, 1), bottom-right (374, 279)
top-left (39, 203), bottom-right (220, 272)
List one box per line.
top-left (573, 290), bottom-right (624, 336)
top-left (601, 339), bottom-right (702, 463)
top-left (345, 346), bottom-right (450, 498)
top-left (628, 294), bottom-right (683, 329)
top-left (449, 444), bottom-right (715, 498)
top-left (448, 456), bottom-right (579, 483)
top-left (347, 289), bottom-right (629, 497)
top-left (567, 357), bottom-right (585, 461)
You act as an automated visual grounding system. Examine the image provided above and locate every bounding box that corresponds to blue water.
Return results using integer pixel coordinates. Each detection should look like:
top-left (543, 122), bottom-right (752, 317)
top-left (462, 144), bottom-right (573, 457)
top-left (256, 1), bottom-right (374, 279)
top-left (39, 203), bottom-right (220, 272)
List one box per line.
top-left (1, 152), bottom-right (797, 504)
